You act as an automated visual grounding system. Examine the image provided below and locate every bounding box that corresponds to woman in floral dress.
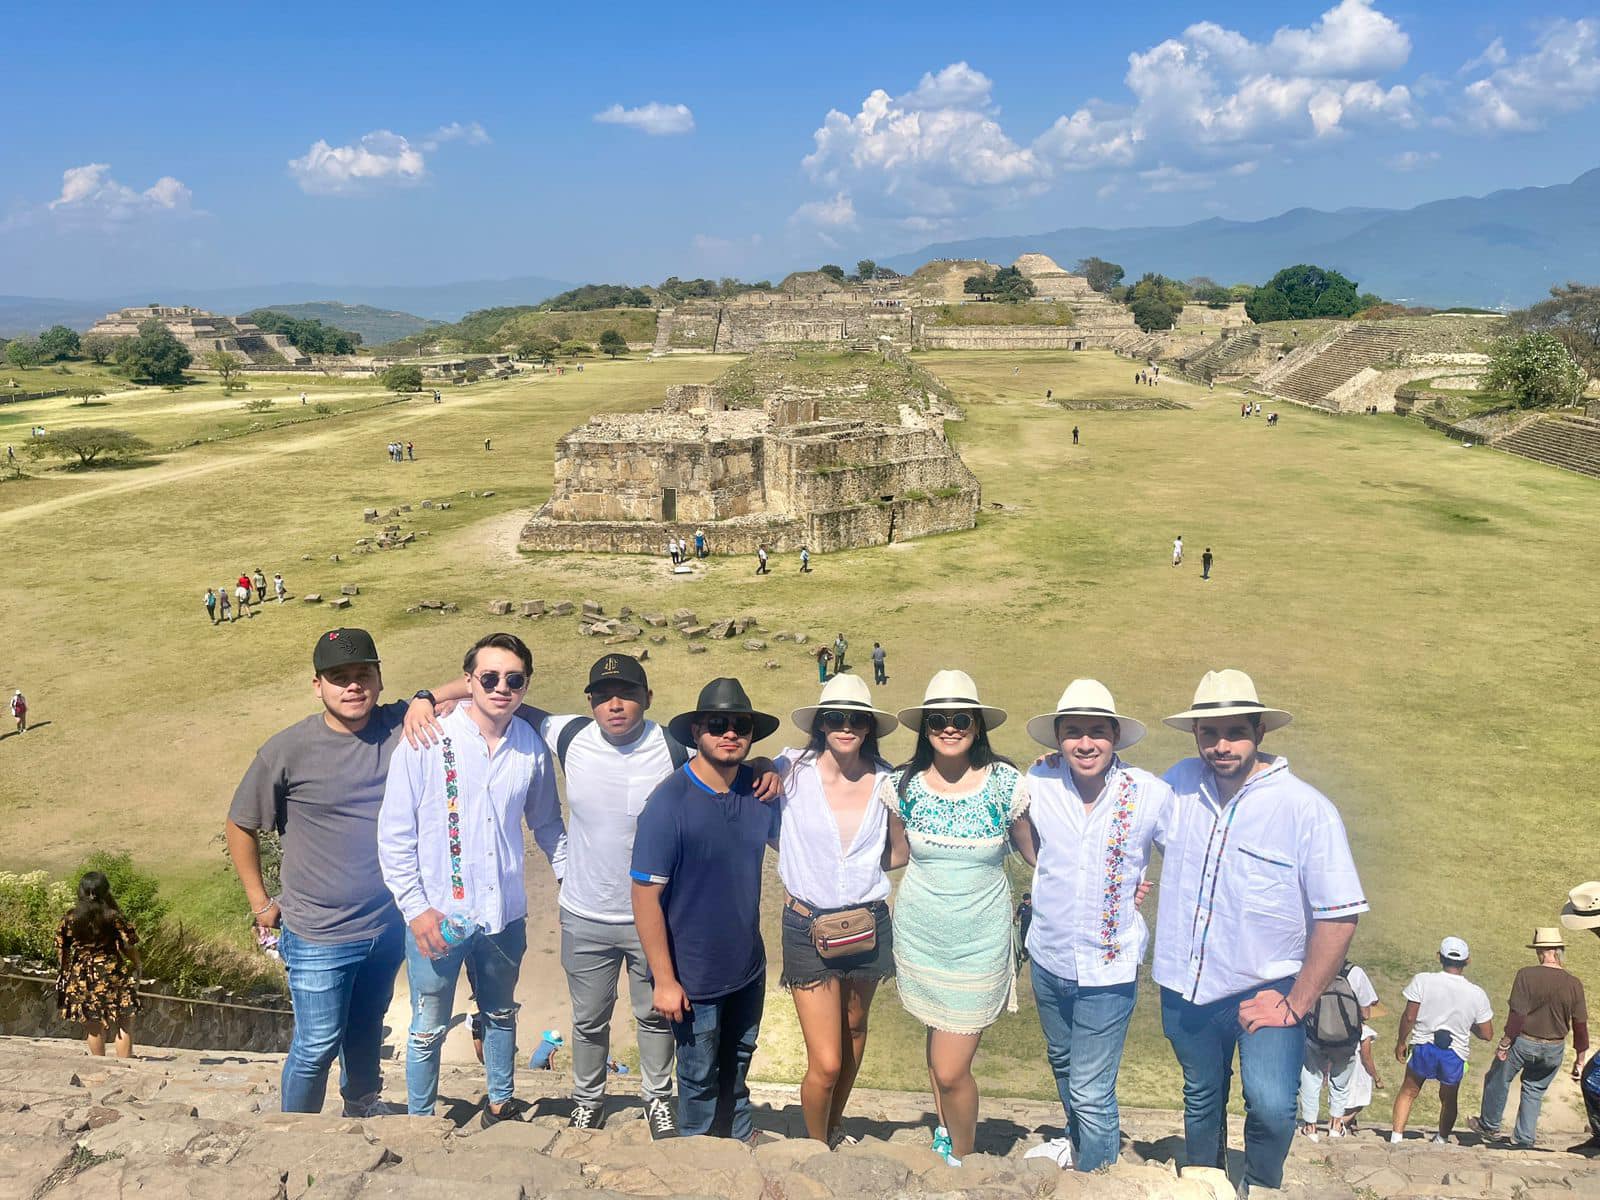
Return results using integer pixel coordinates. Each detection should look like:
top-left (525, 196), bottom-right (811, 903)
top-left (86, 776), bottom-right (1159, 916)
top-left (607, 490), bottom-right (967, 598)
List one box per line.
top-left (885, 670), bottom-right (1035, 1166)
top-left (54, 871), bottom-right (142, 1057)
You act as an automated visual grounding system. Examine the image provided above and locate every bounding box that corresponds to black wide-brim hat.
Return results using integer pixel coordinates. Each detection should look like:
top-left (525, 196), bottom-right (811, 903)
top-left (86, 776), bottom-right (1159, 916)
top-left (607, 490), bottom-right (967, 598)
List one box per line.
top-left (668, 677), bottom-right (781, 745)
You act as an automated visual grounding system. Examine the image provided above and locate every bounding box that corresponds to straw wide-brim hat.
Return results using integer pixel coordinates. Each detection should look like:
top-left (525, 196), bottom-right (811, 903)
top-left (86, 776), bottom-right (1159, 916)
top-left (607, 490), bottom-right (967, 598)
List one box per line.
top-left (1528, 927), bottom-right (1566, 950)
top-left (897, 669), bottom-right (1007, 732)
top-left (1162, 669), bottom-right (1293, 733)
top-left (1560, 881), bottom-right (1600, 931)
top-left (667, 677), bottom-right (781, 745)
top-left (1026, 679), bottom-right (1147, 750)
top-left (791, 673), bottom-right (899, 740)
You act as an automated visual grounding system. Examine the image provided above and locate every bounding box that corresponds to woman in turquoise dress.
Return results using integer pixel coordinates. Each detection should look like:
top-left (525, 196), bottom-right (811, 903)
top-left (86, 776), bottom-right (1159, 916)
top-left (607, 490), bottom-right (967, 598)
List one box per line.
top-left (884, 670), bottom-right (1035, 1166)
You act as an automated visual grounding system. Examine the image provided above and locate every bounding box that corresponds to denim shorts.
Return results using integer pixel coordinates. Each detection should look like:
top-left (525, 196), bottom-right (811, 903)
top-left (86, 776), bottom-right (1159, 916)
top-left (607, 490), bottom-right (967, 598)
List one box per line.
top-left (780, 900), bottom-right (894, 989)
top-left (1408, 1041), bottom-right (1466, 1086)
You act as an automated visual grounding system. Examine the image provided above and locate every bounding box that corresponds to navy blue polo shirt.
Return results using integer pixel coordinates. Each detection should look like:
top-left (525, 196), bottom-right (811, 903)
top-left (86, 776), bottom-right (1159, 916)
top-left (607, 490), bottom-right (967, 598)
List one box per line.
top-left (630, 763), bottom-right (779, 1001)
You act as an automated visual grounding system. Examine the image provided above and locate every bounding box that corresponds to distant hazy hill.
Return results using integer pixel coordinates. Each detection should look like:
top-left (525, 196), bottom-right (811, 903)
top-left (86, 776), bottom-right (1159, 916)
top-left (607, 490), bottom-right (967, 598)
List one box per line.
top-left (882, 168), bottom-right (1600, 308)
top-left (244, 302), bottom-right (439, 345)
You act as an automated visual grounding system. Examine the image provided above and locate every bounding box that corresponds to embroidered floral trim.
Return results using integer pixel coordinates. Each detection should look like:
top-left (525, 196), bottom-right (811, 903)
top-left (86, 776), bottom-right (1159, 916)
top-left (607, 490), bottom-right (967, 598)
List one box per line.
top-left (1098, 772), bottom-right (1138, 964)
top-left (441, 737), bottom-right (465, 902)
top-left (898, 766), bottom-right (1019, 841)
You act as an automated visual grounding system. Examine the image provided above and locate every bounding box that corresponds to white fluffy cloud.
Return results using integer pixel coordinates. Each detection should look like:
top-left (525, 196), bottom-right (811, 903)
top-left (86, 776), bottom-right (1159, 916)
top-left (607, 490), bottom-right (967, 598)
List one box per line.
top-left (47, 163), bottom-right (195, 222)
top-left (790, 191), bottom-right (858, 229)
top-left (1387, 149), bottom-right (1439, 170)
top-left (288, 122), bottom-right (489, 195)
top-left (593, 102), bottom-right (695, 136)
top-left (1458, 19), bottom-right (1600, 132)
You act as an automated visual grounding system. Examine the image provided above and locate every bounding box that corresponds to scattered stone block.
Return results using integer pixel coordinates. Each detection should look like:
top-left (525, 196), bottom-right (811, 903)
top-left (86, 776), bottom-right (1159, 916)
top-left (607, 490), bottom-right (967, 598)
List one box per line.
top-left (649, 634), bottom-right (667, 645)
top-left (743, 639), bottom-right (767, 651)
top-left (672, 608), bottom-right (696, 624)
top-left (764, 660), bottom-right (781, 669)
top-left (638, 649), bottom-right (650, 661)
top-left (520, 600), bottom-right (545, 617)
top-left (582, 600), bottom-right (604, 616)
top-left (437, 501), bottom-right (451, 510)
top-left (340, 584), bottom-right (360, 596)
top-left (362, 508), bottom-right (379, 521)
top-left (641, 614), bottom-right (667, 627)
top-left (793, 633), bottom-right (809, 645)
top-left (735, 617), bottom-right (755, 634)
top-left (687, 644), bottom-right (707, 654)
top-left (553, 601), bottom-right (575, 616)
top-left (617, 622), bottom-right (642, 637)
top-left (440, 603), bottom-right (459, 613)
top-left (301, 554), bottom-right (311, 560)
top-left (773, 631), bottom-right (793, 641)
top-left (329, 554), bottom-right (340, 562)
top-left (619, 605), bottom-right (633, 619)
top-left (487, 600), bottom-right (512, 615)
top-left (329, 597), bottom-right (351, 610)
top-left (481, 490), bottom-right (495, 497)
top-left (303, 594), bottom-right (323, 603)
top-left (398, 504), bottom-right (411, 513)
top-left (707, 619), bottom-right (734, 639)
top-left (418, 600), bottom-right (444, 610)
top-left (681, 625), bottom-right (709, 639)
top-left (603, 634), bottom-right (638, 646)
top-left (420, 499), bottom-right (434, 509)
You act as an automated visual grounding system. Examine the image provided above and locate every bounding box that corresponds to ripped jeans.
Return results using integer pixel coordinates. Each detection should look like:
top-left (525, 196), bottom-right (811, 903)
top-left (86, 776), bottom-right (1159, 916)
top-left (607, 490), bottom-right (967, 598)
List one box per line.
top-left (402, 917), bottom-right (526, 1114)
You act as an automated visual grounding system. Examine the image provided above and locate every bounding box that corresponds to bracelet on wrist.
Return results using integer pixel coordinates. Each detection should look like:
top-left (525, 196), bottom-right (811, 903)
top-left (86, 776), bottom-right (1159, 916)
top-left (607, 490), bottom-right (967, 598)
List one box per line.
top-left (253, 898), bottom-right (276, 916)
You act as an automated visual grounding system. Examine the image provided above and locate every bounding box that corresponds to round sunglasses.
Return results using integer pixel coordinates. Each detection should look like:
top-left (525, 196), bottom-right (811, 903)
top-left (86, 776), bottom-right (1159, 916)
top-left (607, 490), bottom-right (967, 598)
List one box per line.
top-left (475, 670), bottom-right (529, 693)
top-left (924, 711), bottom-right (977, 733)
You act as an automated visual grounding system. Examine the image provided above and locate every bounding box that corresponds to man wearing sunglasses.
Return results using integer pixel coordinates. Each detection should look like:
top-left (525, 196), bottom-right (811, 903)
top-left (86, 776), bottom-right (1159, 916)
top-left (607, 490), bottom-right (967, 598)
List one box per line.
top-left (378, 632), bottom-right (566, 1126)
top-left (631, 678), bottom-right (782, 1141)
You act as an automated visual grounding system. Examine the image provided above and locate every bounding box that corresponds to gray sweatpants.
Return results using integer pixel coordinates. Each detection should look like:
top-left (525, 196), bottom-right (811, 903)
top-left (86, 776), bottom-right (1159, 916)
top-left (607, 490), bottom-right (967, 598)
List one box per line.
top-left (559, 907), bottom-right (674, 1104)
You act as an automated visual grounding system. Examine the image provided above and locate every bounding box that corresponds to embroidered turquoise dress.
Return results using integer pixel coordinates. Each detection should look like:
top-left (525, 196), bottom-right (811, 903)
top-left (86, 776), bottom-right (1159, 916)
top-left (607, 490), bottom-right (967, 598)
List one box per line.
top-left (885, 763), bottom-right (1030, 1033)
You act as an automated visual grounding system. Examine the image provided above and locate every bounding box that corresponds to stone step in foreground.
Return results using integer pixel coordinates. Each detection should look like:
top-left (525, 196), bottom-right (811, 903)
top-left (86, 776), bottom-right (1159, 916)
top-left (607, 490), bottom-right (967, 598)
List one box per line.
top-left (2, 1036), bottom-right (1599, 1199)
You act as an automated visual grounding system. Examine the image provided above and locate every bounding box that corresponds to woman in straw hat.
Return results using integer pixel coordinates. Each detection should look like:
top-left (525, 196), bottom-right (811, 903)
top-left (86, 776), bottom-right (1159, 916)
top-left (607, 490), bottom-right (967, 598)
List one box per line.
top-left (1017, 680), bottom-right (1173, 1173)
top-left (775, 674), bottom-right (900, 1145)
top-left (884, 669), bottom-right (1033, 1167)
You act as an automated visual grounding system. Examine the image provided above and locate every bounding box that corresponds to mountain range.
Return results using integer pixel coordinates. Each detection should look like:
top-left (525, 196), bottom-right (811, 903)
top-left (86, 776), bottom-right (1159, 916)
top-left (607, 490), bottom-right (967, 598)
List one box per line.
top-left (882, 168), bottom-right (1600, 308)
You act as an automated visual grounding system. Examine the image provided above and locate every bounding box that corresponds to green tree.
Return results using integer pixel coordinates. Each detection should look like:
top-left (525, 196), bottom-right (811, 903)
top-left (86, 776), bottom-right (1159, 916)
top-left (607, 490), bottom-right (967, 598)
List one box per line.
top-left (1129, 272), bottom-right (1187, 312)
top-left (993, 266), bottom-right (1036, 303)
top-left (518, 334), bottom-right (559, 364)
top-left (71, 386), bottom-right (106, 406)
top-left (1484, 333), bottom-right (1587, 409)
top-left (818, 264), bottom-right (846, 283)
top-left (597, 329), bottom-right (628, 358)
top-left (204, 349), bottom-right (246, 392)
top-left (27, 426), bottom-right (152, 467)
top-left (379, 364), bottom-right (424, 392)
top-left (244, 310), bottom-right (361, 355)
top-left (1130, 295), bottom-right (1177, 332)
top-left (964, 271), bottom-right (996, 299)
top-left (1075, 257), bottom-right (1125, 294)
top-left (540, 284), bottom-right (652, 311)
top-left (114, 319), bottom-right (192, 384)
top-left (1245, 264), bottom-right (1364, 322)
top-left (38, 325), bottom-right (81, 361)
top-left (4, 338), bottom-right (41, 368)
top-left (81, 334), bottom-right (116, 365)
top-left (856, 259), bottom-right (878, 282)
top-left (1186, 276), bottom-right (1232, 305)
top-left (1514, 282), bottom-right (1600, 380)
top-left (560, 340), bottom-right (592, 358)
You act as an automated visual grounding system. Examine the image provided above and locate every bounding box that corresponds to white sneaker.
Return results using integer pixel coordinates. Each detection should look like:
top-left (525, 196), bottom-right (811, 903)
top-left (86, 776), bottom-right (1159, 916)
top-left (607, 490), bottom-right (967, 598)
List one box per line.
top-left (1431, 1133), bottom-right (1451, 1145)
top-left (1023, 1136), bottom-right (1074, 1169)
top-left (1390, 1131), bottom-right (1404, 1144)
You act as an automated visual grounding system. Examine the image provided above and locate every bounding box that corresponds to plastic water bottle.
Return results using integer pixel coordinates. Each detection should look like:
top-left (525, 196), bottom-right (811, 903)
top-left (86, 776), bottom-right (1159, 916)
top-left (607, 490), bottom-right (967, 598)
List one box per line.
top-left (439, 910), bottom-right (476, 947)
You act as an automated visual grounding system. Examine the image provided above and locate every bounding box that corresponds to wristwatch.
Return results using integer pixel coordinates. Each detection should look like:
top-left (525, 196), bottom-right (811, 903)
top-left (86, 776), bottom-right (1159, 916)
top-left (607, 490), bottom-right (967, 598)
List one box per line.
top-left (413, 690), bottom-right (436, 706)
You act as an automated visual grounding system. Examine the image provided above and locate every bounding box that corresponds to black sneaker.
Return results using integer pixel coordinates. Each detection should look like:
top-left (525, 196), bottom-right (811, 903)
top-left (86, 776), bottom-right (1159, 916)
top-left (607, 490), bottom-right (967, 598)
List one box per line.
top-left (568, 1101), bottom-right (605, 1130)
top-left (479, 1096), bottom-right (529, 1130)
top-left (644, 1097), bottom-right (678, 1140)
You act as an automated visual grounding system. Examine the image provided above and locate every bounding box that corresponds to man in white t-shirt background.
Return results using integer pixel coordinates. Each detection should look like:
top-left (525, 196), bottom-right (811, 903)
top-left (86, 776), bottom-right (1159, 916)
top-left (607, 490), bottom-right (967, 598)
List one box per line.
top-left (1390, 937), bottom-right (1495, 1143)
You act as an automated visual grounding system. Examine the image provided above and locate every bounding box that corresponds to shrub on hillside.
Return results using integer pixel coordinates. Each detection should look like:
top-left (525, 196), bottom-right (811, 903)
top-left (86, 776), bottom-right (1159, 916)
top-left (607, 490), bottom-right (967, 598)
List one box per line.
top-left (0, 871), bottom-right (73, 960)
top-left (1484, 332), bottom-right (1587, 409)
top-left (27, 427), bottom-right (152, 467)
top-left (598, 329), bottom-right (628, 358)
top-left (379, 364), bottom-right (424, 392)
top-left (75, 851), bottom-right (169, 933)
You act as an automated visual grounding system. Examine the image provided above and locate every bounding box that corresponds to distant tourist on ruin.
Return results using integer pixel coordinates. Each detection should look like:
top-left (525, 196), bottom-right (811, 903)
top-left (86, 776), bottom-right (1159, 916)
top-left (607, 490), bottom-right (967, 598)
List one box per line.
top-left (10, 689), bottom-right (27, 735)
top-left (235, 576), bottom-right (253, 620)
top-left (832, 632), bottom-right (848, 673)
top-left (694, 527), bottom-right (708, 558)
top-left (871, 642), bottom-right (887, 685)
top-left (1470, 928), bottom-right (1588, 1149)
top-left (631, 678), bottom-right (782, 1140)
top-left (218, 587), bottom-right (232, 623)
top-left (1389, 937), bottom-right (1494, 1144)
top-left (814, 644), bottom-right (832, 683)
top-left (1157, 670), bottom-right (1365, 1192)
top-left (204, 588), bottom-right (218, 625)
top-left (253, 568), bottom-right (267, 603)
top-left (54, 870), bottom-right (142, 1058)
top-left (667, 536), bottom-right (679, 566)
top-left (484, 437), bottom-right (492, 452)
top-left (1202, 547), bottom-right (1214, 580)
top-left (800, 545), bottom-right (812, 573)
top-left (1072, 426), bottom-right (1079, 445)
top-left (1172, 536), bottom-right (1183, 567)
top-left (405, 441), bottom-right (414, 461)
top-left (379, 632), bottom-right (565, 1126)
top-left (756, 544), bottom-right (769, 575)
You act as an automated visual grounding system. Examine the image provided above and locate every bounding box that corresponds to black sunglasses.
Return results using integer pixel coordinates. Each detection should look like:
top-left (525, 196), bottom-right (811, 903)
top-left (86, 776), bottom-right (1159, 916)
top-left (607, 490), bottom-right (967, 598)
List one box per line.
top-left (475, 670), bottom-right (528, 693)
top-left (700, 714), bottom-right (754, 738)
top-left (820, 710), bottom-right (872, 731)
top-left (925, 711), bottom-right (976, 733)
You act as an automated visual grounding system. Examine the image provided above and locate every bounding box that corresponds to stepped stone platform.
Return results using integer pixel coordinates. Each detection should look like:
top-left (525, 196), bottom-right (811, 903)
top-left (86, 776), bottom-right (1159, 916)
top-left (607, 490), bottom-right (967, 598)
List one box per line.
top-left (1493, 414), bottom-right (1600, 480)
top-left (4, 1036), bottom-right (1599, 1199)
top-left (1253, 325), bottom-right (1411, 412)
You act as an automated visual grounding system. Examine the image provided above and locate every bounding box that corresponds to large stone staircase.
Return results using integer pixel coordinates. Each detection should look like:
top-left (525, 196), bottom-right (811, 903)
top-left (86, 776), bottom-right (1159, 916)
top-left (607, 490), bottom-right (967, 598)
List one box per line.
top-left (650, 310), bottom-right (674, 356)
top-left (1493, 413), bottom-right (1600, 479)
top-left (4, 1035), bottom-right (1598, 1199)
top-left (1254, 325), bottom-right (1410, 411)
top-left (1181, 334), bottom-right (1262, 382)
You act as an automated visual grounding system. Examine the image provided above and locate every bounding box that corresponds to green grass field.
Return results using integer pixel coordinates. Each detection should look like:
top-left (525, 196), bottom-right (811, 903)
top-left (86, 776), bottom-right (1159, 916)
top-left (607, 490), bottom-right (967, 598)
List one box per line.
top-left (2, 348), bottom-right (1595, 1121)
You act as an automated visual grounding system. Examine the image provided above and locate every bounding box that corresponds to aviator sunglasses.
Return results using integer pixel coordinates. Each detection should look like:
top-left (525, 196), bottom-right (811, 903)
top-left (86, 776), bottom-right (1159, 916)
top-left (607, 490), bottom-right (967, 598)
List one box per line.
top-left (475, 670), bottom-right (529, 693)
top-left (820, 710), bottom-right (872, 731)
top-left (700, 714), bottom-right (755, 738)
top-left (924, 711), bottom-right (976, 733)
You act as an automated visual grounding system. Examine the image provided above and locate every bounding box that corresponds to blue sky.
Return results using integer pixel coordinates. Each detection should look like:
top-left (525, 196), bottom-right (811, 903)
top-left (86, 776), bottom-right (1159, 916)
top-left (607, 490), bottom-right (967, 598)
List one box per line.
top-left (4, 0), bottom-right (1598, 298)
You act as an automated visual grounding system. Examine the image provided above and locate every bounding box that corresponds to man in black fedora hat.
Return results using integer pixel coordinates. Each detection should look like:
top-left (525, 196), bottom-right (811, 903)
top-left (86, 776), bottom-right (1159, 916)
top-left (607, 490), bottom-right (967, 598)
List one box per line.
top-left (631, 677), bottom-right (781, 1140)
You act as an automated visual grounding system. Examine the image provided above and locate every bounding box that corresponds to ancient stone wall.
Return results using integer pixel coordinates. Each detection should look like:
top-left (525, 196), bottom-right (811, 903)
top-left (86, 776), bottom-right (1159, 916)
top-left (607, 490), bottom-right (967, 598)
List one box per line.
top-left (546, 434), bottom-right (765, 523)
top-left (1180, 303), bottom-right (1251, 328)
top-left (916, 326), bottom-right (1093, 351)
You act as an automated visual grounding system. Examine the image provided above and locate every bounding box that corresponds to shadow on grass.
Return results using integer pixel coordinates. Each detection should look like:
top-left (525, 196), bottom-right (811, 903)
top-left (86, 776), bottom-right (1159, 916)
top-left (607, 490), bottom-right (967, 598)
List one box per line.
top-left (0, 721), bottom-right (51, 741)
top-left (55, 457), bottom-right (164, 472)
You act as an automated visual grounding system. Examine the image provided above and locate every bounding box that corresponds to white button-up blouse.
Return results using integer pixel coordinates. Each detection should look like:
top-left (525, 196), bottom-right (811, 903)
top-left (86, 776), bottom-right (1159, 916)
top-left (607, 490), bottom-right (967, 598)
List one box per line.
top-left (774, 748), bottom-right (893, 909)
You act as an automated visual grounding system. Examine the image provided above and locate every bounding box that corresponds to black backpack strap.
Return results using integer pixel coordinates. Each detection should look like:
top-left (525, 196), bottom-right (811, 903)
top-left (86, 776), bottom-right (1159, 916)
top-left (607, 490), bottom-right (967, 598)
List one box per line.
top-left (556, 717), bottom-right (593, 770)
top-left (664, 731), bottom-right (690, 770)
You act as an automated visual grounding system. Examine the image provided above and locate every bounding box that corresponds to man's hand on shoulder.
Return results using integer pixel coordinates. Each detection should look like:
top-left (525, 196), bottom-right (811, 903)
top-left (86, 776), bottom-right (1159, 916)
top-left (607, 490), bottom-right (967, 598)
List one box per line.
top-left (749, 757), bottom-right (782, 803)
top-left (403, 697), bottom-right (449, 749)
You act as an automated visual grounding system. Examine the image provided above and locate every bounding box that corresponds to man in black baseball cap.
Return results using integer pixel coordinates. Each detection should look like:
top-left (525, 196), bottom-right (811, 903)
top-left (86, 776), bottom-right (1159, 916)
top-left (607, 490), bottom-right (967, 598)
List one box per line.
top-left (225, 628), bottom-right (415, 1117)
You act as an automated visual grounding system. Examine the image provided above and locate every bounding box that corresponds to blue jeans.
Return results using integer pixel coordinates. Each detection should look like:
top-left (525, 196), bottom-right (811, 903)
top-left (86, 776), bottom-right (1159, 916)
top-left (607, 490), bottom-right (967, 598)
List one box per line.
top-left (1030, 962), bottom-right (1136, 1171)
top-left (278, 922), bottom-right (405, 1113)
top-left (1161, 981), bottom-right (1303, 1190)
top-left (672, 975), bottom-right (764, 1138)
top-left (1478, 1036), bottom-right (1566, 1146)
top-left (403, 918), bottom-right (526, 1115)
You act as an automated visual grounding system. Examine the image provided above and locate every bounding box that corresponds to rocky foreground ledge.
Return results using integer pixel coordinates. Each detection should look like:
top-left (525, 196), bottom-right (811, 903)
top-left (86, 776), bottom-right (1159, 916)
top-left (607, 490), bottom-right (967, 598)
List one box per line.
top-left (1, 1037), bottom-right (1596, 1200)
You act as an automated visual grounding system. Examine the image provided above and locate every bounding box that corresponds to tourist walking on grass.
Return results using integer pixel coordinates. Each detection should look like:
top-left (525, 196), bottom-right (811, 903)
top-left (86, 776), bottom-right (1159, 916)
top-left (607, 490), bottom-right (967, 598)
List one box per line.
top-left (668, 536), bottom-right (679, 566)
top-left (1156, 670), bottom-right (1365, 1193)
top-left (9, 689), bottom-right (24, 734)
top-left (227, 628), bottom-right (411, 1117)
top-left (694, 527), bottom-right (708, 559)
top-left (236, 575), bottom-right (253, 619)
top-left (1389, 937), bottom-right (1493, 1144)
top-left (1020, 680), bottom-right (1173, 1172)
top-left (800, 545), bottom-right (812, 573)
top-left (1172, 536), bottom-right (1183, 567)
top-left (756, 545), bottom-right (769, 575)
top-left (274, 573), bottom-right (287, 603)
top-left (204, 588), bottom-right (218, 624)
top-left (777, 675), bottom-right (898, 1145)
top-left (1202, 548), bottom-right (1213, 580)
top-left (632, 678), bottom-right (782, 1140)
top-left (379, 632), bottom-right (565, 1126)
top-left (815, 645), bottom-right (832, 683)
top-left (54, 871), bottom-right (141, 1058)
top-left (885, 671), bottom-right (1032, 1167)
top-left (1297, 960), bottom-right (1379, 1139)
top-left (1561, 882), bottom-right (1600, 1146)
top-left (832, 633), bottom-right (848, 673)
top-left (253, 568), bottom-right (267, 603)
top-left (1470, 928), bottom-right (1588, 1149)
top-left (871, 642), bottom-right (887, 685)
top-left (218, 588), bottom-right (232, 623)
top-left (1072, 426), bottom-right (1079, 445)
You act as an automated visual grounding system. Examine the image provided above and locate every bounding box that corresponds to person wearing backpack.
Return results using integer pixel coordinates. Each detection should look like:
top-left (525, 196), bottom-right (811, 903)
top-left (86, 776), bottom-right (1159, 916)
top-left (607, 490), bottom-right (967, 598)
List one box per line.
top-left (1298, 960), bottom-right (1378, 1138)
top-left (404, 652), bottom-right (781, 1137)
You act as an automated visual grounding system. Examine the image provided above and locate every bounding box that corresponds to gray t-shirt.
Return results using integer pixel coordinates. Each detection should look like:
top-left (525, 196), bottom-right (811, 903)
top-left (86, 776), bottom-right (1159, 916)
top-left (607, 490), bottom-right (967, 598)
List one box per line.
top-left (228, 703), bottom-right (408, 944)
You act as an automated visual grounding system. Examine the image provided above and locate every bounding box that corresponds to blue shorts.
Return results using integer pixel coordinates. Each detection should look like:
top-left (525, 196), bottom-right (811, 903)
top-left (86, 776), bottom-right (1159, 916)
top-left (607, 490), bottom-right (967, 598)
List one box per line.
top-left (1408, 1041), bottom-right (1465, 1086)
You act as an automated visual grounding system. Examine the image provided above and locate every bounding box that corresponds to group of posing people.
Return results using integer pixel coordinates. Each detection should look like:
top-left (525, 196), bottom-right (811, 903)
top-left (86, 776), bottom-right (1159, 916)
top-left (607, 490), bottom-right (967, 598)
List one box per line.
top-left (216, 626), bottom-right (1379, 1195)
top-left (205, 569), bottom-right (286, 623)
